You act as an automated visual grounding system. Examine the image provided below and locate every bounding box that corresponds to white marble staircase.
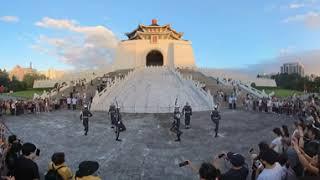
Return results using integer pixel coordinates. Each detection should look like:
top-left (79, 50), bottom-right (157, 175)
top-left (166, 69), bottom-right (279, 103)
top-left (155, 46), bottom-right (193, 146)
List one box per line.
top-left (90, 66), bottom-right (213, 113)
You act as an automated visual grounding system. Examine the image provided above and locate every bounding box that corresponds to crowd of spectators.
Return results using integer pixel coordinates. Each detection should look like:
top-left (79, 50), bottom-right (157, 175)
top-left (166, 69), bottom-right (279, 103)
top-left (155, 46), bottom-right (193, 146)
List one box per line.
top-left (185, 94), bottom-right (320, 180)
top-left (0, 135), bottom-right (101, 180)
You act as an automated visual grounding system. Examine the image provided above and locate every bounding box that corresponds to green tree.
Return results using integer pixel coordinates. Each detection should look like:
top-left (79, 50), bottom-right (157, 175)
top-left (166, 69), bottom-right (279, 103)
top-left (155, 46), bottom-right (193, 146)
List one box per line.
top-left (22, 73), bottom-right (47, 89)
top-left (8, 76), bottom-right (26, 92)
top-left (0, 69), bottom-right (10, 88)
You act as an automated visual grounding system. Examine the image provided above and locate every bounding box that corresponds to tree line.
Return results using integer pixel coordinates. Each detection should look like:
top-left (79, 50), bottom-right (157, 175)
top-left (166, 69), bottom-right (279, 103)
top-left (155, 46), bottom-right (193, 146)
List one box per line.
top-left (270, 73), bottom-right (320, 92)
top-left (0, 69), bottom-right (47, 93)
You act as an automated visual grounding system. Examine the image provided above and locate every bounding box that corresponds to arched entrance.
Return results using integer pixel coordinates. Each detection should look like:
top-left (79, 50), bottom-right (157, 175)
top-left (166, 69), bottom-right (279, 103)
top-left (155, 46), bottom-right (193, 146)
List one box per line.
top-left (146, 50), bottom-right (163, 66)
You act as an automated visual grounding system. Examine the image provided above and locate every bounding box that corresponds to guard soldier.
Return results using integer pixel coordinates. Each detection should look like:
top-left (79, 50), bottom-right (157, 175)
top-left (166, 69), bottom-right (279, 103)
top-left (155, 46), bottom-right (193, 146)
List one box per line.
top-left (115, 107), bottom-right (126, 141)
top-left (210, 105), bottom-right (221, 138)
top-left (182, 102), bottom-right (192, 129)
top-left (80, 104), bottom-right (93, 136)
top-left (108, 103), bottom-right (116, 128)
top-left (170, 106), bottom-right (183, 142)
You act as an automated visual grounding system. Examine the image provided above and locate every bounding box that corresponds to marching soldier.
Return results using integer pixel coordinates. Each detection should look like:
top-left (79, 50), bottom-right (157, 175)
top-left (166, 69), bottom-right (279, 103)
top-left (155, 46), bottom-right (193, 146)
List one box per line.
top-left (115, 107), bottom-right (126, 141)
top-left (80, 104), bottom-right (93, 136)
top-left (108, 103), bottom-right (116, 128)
top-left (171, 105), bottom-right (183, 142)
top-left (182, 102), bottom-right (192, 129)
top-left (210, 105), bottom-right (221, 138)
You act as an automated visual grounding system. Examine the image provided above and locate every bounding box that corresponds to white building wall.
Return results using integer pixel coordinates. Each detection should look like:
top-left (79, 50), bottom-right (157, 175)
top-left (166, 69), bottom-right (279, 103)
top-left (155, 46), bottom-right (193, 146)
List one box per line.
top-left (112, 39), bottom-right (196, 70)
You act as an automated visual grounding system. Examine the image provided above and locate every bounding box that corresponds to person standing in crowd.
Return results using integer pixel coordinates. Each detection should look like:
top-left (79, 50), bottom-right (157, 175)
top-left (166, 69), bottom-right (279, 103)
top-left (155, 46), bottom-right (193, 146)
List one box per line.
top-left (45, 152), bottom-right (73, 180)
top-left (270, 128), bottom-right (283, 153)
top-left (182, 102), bottom-right (192, 129)
top-left (255, 148), bottom-right (286, 180)
top-left (114, 107), bottom-right (126, 141)
top-left (228, 96), bottom-right (233, 109)
top-left (13, 143), bottom-right (40, 180)
top-left (211, 105), bottom-right (221, 138)
top-left (67, 97), bottom-right (71, 110)
top-left (108, 103), bottom-right (116, 129)
top-left (220, 152), bottom-right (249, 180)
top-left (73, 161), bottom-right (101, 180)
top-left (171, 105), bottom-right (182, 142)
top-left (187, 161), bottom-right (221, 180)
top-left (232, 95), bottom-right (237, 109)
top-left (72, 97), bottom-right (77, 110)
top-left (80, 104), bottom-right (93, 136)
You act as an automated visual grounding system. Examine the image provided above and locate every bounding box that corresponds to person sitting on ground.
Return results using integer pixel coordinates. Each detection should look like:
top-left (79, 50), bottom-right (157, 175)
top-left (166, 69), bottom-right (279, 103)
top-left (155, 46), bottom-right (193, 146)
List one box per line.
top-left (220, 152), bottom-right (248, 180)
top-left (73, 161), bottom-right (101, 180)
top-left (255, 148), bottom-right (285, 180)
top-left (46, 152), bottom-right (73, 180)
top-left (13, 142), bottom-right (40, 180)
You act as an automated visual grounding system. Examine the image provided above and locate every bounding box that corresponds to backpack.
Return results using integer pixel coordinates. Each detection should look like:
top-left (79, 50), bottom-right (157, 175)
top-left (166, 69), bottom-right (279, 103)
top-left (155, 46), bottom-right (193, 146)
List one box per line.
top-left (45, 164), bottom-right (65, 180)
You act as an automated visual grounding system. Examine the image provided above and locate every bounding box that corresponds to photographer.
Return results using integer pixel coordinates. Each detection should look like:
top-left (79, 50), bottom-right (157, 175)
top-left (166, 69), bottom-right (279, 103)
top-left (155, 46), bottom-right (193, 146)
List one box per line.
top-left (13, 143), bottom-right (40, 180)
top-left (186, 160), bottom-right (221, 180)
top-left (5, 135), bottom-right (22, 176)
top-left (255, 148), bottom-right (285, 180)
top-left (220, 152), bottom-right (249, 180)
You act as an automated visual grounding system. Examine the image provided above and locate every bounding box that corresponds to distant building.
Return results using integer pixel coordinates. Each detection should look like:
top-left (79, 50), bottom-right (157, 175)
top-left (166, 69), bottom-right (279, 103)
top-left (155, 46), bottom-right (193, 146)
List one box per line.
top-left (39, 68), bottom-right (65, 80)
top-left (280, 62), bottom-right (304, 76)
top-left (9, 62), bottom-right (36, 81)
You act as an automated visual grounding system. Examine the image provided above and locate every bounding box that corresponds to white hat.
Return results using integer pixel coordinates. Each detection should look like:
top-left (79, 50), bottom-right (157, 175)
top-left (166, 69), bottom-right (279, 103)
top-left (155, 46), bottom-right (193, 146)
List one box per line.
top-left (84, 104), bottom-right (88, 108)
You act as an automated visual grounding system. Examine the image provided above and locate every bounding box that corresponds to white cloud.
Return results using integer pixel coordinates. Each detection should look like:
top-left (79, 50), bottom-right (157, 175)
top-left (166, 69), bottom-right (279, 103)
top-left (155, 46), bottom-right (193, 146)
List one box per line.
top-left (242, 50), bottom-right (320, 75)
top-left (33, 17), bottom-right (119, 69)
top-left (0, 16), bottom-right (19, 23)
top-left (289, 3), bottom-right (305, 9)
top-left (283, 11), bottom-right (320, 28)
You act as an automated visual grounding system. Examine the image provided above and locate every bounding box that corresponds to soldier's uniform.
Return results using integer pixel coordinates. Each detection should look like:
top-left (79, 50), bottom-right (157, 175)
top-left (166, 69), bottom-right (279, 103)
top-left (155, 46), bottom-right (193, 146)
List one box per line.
top-left (108, 103), bottom-right (116, 128)
top-left (210, 105), bottom-right (221, 138)
top-left (182, 102), bottom-right (192, 129)
top-left (80, 105), bottom-right (93, 136)
top-left (115, 107), bottom-right (126, 141)
top-left (171, 107), bottom-right (183, 142)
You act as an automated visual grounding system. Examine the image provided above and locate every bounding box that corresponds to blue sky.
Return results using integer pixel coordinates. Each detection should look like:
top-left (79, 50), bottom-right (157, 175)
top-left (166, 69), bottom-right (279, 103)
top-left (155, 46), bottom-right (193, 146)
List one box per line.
top-left (0, 0), bottom-right (320, 72)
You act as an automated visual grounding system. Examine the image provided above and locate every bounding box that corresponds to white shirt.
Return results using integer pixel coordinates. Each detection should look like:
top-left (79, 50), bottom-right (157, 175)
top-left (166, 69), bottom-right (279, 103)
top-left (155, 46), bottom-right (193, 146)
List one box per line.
top-left (67, 98), bottom-right (71, 104)
top-left (72, 98), bottom-right (77, 105)
top-left (257, 163), bottom-right (286, 180)
top-left (271, 137), bottom-right (283, 153)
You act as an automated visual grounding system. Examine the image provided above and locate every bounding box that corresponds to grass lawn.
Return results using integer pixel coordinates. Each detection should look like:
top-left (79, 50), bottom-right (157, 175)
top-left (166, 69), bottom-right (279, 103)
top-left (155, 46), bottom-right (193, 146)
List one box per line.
top-left (256, 87), bottom-right (303, 98)
top-left (6, 88), bottom-right (50, 99)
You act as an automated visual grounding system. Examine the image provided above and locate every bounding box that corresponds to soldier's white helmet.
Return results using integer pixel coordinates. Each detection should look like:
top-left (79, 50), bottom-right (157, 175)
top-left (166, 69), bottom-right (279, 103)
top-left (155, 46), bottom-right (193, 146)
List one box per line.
top-left (84, 104), bottom-right (88, 108)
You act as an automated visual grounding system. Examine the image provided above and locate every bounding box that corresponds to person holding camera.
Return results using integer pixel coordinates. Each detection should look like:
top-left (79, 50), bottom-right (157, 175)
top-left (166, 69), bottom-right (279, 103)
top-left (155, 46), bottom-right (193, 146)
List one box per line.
top-left (13, 142), bottom-right (40, 180)
top-left (186, 160), bottom-right (221, 180)
top-left (5, 135), bottom-right (22, 176)
top-left (220, 152), bottom-right (249, 180)
top-left (255, 148), bottom-right (285, 180)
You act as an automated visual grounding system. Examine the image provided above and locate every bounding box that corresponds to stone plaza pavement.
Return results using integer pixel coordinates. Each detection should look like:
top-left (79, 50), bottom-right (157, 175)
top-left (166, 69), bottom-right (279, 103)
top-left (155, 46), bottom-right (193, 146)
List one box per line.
top-left (3, 109), bottom-right (295, 180)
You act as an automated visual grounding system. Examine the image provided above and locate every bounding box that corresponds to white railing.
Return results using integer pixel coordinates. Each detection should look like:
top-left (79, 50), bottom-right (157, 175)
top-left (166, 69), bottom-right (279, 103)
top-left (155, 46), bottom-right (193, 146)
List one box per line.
top-left (172, 69), bottom-right (213, 110)
top-left (91, 69), bottom-right (135, 111)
